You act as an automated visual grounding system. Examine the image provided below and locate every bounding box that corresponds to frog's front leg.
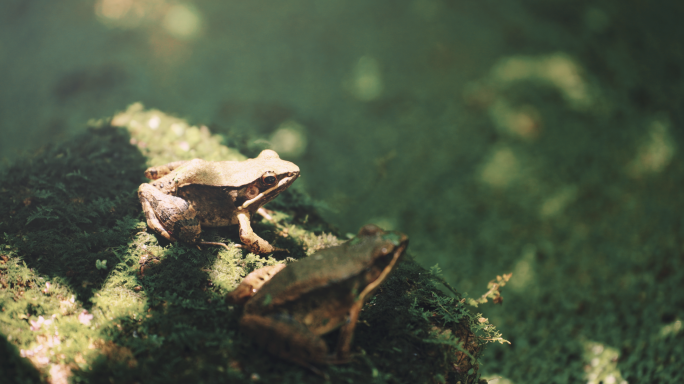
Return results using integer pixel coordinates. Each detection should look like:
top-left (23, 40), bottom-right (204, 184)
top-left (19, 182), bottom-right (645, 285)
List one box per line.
top-left (138, 183), bottom-right (201, 243)
top-left (332, 242), bottom-right (404, 362)
top-left (236, 211), bottom-right (284, 254)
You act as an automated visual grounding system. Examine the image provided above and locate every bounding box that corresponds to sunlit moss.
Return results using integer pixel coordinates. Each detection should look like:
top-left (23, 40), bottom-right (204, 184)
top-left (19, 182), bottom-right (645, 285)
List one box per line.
top-left (582, 340), bottom-right (628, 384)
top-left (209, 247), bottom-right (279, 293)
top-left (95, 0), bottom-right (202, 41)
top-left (162, 3), bottom-right (203, 40)
top-left (539, 185), bottom-right (578, 219)
top-left (480, 146), bottom-right (520, 188)
top-left (109, 102), bottom-right (245, 166)
top-left (508, 245), bottom-right (536, 293)
top-left (660, 319), bottom-right (682, 338)
top-left (481, 375), bottom-right (515, 384)
top-left (95, 0), bottom-right (157, 29)
top-left (347, 56), bottom-right (383, 101)
top-left (490, 53), bottom-right (594, 109)
top-left (0, 246), bottom-right (104, 383)
top-left (627, 116), bottom-right (676, 177)
top-left (488, 99), bottom-right (542, 141)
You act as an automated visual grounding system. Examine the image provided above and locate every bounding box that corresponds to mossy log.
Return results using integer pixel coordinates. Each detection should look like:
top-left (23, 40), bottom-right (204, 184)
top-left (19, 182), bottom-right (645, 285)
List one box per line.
top-left (0, 104), bottom-right (492, 384)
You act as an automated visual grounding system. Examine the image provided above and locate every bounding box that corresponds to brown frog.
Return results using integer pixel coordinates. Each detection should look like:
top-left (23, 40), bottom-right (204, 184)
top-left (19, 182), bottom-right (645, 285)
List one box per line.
top-left (138, 150), bottom-right (299, 254)
top-left (229, 225), bottom-right (409, 369)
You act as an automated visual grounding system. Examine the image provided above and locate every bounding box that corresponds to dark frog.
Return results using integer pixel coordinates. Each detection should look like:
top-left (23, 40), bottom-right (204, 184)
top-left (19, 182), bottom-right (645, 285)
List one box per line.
top-left (228, 225), bottom-right (409, 368)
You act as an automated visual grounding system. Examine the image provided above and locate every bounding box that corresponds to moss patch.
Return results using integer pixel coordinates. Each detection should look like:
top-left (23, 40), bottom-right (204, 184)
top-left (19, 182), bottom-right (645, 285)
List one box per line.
top-left (0, 105), bottom-right (502, 383)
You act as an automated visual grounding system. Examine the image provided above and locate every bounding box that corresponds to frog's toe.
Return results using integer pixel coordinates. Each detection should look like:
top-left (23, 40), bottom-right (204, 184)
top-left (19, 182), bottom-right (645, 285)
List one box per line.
top-left (243, 240), bottom-right (266, 254)
top-left (199, 241), bottom-right (233, 251)
top-left (248, 242), bottom-right (288, 254)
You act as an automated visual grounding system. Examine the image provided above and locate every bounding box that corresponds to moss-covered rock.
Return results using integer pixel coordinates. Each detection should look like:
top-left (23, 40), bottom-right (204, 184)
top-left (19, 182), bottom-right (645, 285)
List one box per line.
top-left (0, 104), bottom-right (503, 383)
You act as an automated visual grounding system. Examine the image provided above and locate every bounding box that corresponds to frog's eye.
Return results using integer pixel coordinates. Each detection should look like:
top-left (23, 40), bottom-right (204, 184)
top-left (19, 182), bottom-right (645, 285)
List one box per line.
top-left (261, 171), bottom-right (277, 186)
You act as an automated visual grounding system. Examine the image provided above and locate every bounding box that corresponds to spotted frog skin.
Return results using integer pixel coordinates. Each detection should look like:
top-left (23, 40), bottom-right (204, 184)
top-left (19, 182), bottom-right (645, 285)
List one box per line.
top-left (138, 150), bottom-right (299, 254)
top-left (229, 225), bottom-right (409, 369)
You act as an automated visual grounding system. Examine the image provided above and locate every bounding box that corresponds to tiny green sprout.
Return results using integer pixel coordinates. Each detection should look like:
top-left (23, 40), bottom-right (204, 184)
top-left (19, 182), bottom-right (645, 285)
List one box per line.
top-left (95, 259), bottom-right (108, 270)
top-left (262, 293), bottom-right (272, 306)
top-left (348, 236), bottom-right (362, 246)
top-left (382, 232), bottom-right (402, 246)
top-left (352, 286), bottom-right (360, 300)
top-left (429, 264), bottom-right (443, 278)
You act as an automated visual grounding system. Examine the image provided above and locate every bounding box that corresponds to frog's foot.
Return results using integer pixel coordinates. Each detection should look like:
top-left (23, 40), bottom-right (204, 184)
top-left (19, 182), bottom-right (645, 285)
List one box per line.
top-left (236, 212), bottom-right (286, 254)
top-left (226, 264), bottom-right (286, 304)
top-left (230, 243), bottom-right (288, 253)
top-left (257, 207), bottom-right (274, 222)
top-left (331, 300), bottom-right (365, 363)
top-left (243, 241), bottom-right (289, 254)
top-left (138, 183), bottom-right (201, 243)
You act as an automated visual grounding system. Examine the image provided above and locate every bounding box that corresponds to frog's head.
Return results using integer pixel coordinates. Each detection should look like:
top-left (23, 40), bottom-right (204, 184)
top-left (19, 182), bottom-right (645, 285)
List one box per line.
top-left (238, 150), bottom-right (300, 210)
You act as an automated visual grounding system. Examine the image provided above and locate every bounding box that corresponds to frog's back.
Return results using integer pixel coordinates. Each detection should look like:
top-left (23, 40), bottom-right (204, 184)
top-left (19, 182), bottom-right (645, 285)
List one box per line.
top-left (173, 150), bottom-right (299, 187)
top-left (246, 238), bottom-right (382, 311)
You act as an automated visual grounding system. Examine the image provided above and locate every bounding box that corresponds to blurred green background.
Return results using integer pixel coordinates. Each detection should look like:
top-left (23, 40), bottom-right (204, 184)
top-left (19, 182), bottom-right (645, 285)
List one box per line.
top-left (1, 0), bottom-right (683, 382)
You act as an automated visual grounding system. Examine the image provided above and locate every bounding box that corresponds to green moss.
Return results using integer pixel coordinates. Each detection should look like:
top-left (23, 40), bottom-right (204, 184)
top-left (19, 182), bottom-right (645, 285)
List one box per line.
top-left (0, 104), bottom-right (500, 383)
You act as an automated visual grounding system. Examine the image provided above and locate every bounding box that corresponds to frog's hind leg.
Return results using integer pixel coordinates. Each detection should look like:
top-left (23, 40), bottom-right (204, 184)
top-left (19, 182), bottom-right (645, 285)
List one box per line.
top-left (241, 314), bottom-right (330, 369)
top-left (144, 160), bottom-right (190, 180)
top-left (138, 183), bottom-right (201, 243)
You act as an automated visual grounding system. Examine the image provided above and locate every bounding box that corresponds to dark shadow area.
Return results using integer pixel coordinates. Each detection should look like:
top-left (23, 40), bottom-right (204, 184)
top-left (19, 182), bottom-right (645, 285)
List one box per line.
top-left (53, 64), bottom-right (128, 102)
top-left (72, 250), bottom-right (485, 384)
top-left (0, 333), bottom-right (42, 384)
top-left (72, 244), bottom-right (245, 383)
top-left (215, 100), bottom-right (298, 136)
top-left (0, 125), bottom-right (147, 306)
